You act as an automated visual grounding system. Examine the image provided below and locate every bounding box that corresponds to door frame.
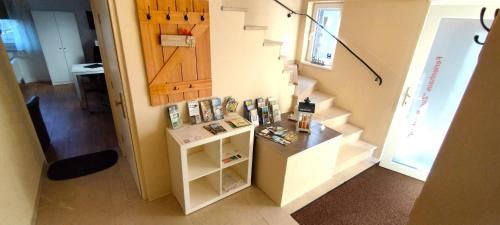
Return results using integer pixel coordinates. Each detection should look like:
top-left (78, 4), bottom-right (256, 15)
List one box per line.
top-left (89, 0), bottom-right (146, 198)
top-left (380, 1), bottom-right (499, 181)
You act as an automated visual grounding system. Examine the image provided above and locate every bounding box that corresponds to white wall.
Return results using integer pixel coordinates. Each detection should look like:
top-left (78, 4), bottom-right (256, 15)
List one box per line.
top-left (0, 43), bottom-right (46, 224)
top-left (110, 0), bottom-right (298, 200)
top-left (408, 18), bottom-right (500, 225)
top-left (223, 0), bottom-right (304, 60)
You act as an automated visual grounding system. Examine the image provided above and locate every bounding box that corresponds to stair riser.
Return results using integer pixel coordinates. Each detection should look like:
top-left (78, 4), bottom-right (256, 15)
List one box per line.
top-left (315, 98), bottom-right (335, 113)
top-left (294, 86), bottom-right (315, 100)
top-left (341, 130), bottom-right (363, 145)
top-left (334, 149), bottom-right (375, 174)
top-left (322, 114), bottom-right (350, 128)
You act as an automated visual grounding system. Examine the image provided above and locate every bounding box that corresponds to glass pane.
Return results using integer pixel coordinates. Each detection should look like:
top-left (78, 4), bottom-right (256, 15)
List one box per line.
top-left (392, 18), bottom-right (486, 172)
top-left (311, 8), bottom-right (341, 66)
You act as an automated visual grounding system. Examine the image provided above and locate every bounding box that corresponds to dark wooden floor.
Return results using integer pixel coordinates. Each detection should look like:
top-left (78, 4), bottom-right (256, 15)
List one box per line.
top-left (21, 82), bottom-right (118, 162)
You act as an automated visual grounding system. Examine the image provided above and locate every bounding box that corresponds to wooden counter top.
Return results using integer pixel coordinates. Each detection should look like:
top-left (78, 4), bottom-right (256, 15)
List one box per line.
top-left (255, 113), bottom-right (341, 157)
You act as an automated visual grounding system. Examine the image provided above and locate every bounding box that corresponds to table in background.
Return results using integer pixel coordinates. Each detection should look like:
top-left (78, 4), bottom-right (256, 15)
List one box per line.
top-left (71, 63), bottom-right (105, 110)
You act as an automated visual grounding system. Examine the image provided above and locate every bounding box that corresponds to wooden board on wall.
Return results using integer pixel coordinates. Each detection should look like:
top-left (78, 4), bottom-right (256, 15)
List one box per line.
top-left (135, 0), bottom-right (212, 106)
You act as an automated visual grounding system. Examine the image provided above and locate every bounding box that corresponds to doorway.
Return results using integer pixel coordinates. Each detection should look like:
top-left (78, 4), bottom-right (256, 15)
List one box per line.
top-left (0, 0), bottom-right (141, 194)
top-left (380, 3), bottom-right (498, 181)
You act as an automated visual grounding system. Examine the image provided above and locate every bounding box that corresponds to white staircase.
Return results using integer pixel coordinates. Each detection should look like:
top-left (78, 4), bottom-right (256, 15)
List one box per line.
top-left (294, 74), bottom-right (377, 175)
top-left (220, 0), bottom-right (377, 204)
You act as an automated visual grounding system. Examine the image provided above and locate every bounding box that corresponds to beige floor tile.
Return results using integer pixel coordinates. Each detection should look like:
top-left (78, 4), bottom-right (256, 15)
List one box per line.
top-left (35, 158), bottom-right (301, 225)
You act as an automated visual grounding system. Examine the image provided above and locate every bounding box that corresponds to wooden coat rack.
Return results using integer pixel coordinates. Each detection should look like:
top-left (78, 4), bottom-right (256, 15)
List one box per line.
top-left (136, 0), bottom-right (212, 106)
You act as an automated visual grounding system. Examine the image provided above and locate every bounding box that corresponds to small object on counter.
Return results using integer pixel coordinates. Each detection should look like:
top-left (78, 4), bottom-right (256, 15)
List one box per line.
top-left (249, 109), bottom-right (260, 126)
top-left (296, 97), bottom-right (315, 133)
top-left (258, 106), bottom-right (271, 125)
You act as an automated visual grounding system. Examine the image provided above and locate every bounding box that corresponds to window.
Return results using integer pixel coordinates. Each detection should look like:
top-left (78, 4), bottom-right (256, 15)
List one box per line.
top-left (304, 3), bottom-right (342, 68)
top-left (0, 19), bottom-right (18, 51)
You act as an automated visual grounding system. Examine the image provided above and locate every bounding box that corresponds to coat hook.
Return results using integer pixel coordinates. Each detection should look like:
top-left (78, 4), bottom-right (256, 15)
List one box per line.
top-left (480, 7), bottom-right (491, 32)
top-left (184, 8), bottom-right (189, 21)
top-left (166, 7), bottom-right (171, 20)
top-left (201, 8), bottom-right (205, 21)
top-left (147, 6), bottom-right (151, 20)
top-left (474, 35), bottom-right (485, 45)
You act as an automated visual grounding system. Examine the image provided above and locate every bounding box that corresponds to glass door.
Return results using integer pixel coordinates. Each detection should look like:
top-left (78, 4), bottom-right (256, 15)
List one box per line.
top-left (381, 14), bottom-right (489, 180)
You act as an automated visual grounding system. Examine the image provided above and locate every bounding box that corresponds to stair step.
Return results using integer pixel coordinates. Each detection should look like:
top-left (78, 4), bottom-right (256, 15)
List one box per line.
top-left (283, 64), bottom-right (299, 85)
top-left (294, 75), bottom-right (317, 99)
top-left (263, 39), bottom-right (283, 46)
top-left (329, 123), bottom-right (363, 145)
top-left (244, 25), bottom-right (268, 30)
top-left (307, 91), bottom-right (335, 113)
top-left (314, 107), bottom-right (351, 127)
top-left (220, 6), bottom-right (248, 12)
top-left (334, 140), bottom-right (377, 174)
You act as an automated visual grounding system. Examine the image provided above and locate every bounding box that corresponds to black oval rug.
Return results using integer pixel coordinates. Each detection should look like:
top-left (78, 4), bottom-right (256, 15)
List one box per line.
top-left (47, 150), bottom-right (119, 180)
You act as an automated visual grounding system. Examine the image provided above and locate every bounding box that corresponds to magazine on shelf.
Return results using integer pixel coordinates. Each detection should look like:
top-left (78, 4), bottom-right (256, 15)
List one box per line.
top-left (225, 96), bottom-right (239, 113)
top-left (203, 123), bottom-right (227, 135)
top-left (187, 101), bottom-right (202, 124)
top-left (243, 99), bottom-right (255, 111)
top-left (167, 105), bottom-right (182, 129)
top-left (222, 170), bottom-right (245, 192)
top-left (226, 118), bottom-right (252, 128)
top-left (222, 150), bottom-right (243, 164)
top-left (199, 99), bottom-right (214, 122)
top-left (212, 97), bottom-right (224, 120)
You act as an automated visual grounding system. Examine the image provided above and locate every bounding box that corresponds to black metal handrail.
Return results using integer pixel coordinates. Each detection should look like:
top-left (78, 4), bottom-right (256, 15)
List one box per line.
top-left (273, 0), bottom-right (383, 86)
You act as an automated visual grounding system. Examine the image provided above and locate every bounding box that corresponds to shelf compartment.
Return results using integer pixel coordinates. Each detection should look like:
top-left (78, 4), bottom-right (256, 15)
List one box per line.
top-left (187, 140), bottom-right (220, 181)
top-left (189, 171), bottom-right (220, 209)
top-left (221, 131), bottom-right (251, 168)
top-left (221, 161), bottom-right (249, 194)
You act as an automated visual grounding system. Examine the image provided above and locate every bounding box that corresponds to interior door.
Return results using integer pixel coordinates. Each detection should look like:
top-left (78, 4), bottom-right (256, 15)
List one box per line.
top-left (31, 11), bottom-right (69, 85)
top-left (54, 11), bottom-right (85, 80)
top-left (90, 0), bottom-right (142, 194)
top-left (380, 4), bottom-right (495, 181)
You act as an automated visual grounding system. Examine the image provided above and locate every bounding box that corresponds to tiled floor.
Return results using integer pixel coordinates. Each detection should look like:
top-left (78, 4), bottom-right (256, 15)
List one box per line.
top-left (35, 157), bottom-right (299, 225)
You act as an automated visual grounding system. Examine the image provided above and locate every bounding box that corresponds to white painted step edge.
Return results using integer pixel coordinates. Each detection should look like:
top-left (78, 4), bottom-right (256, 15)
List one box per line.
top-left (220, 6), bottom-right (248, 12)
top-left (244, 25), bottom-right (268, 30)
top-left (334, 140), bottom-right (377, 174)
top-left (263, 39), bottom-right (284, 46)
top-left (329, 123), bottom-right (364, 145)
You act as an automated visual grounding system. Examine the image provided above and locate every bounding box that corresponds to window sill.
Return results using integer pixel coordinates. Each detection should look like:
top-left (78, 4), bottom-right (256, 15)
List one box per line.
top-left (300, 61), bottom-right (332, 71)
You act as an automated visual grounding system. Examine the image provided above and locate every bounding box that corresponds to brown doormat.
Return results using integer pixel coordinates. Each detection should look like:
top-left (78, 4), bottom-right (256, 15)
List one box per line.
top-left (292, 165), bottom-right (424, 225)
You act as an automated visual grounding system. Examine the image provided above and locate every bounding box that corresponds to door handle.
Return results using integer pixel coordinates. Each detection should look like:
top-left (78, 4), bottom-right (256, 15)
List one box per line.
top-left (115, 93), bottom-right (126, 119)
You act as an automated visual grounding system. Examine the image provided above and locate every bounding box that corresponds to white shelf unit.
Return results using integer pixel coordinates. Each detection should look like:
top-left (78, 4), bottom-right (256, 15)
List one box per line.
top-left (166, 114), bottom-right (254, 214)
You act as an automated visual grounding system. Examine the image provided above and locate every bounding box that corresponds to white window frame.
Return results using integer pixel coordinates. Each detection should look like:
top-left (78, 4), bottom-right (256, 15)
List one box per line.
top-left (302, 2), bottom-right (343, 69)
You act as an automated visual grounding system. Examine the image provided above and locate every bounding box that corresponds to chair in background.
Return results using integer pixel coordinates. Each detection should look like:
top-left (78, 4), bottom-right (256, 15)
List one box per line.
top-left (26, 96), bottom-right (51, 152)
